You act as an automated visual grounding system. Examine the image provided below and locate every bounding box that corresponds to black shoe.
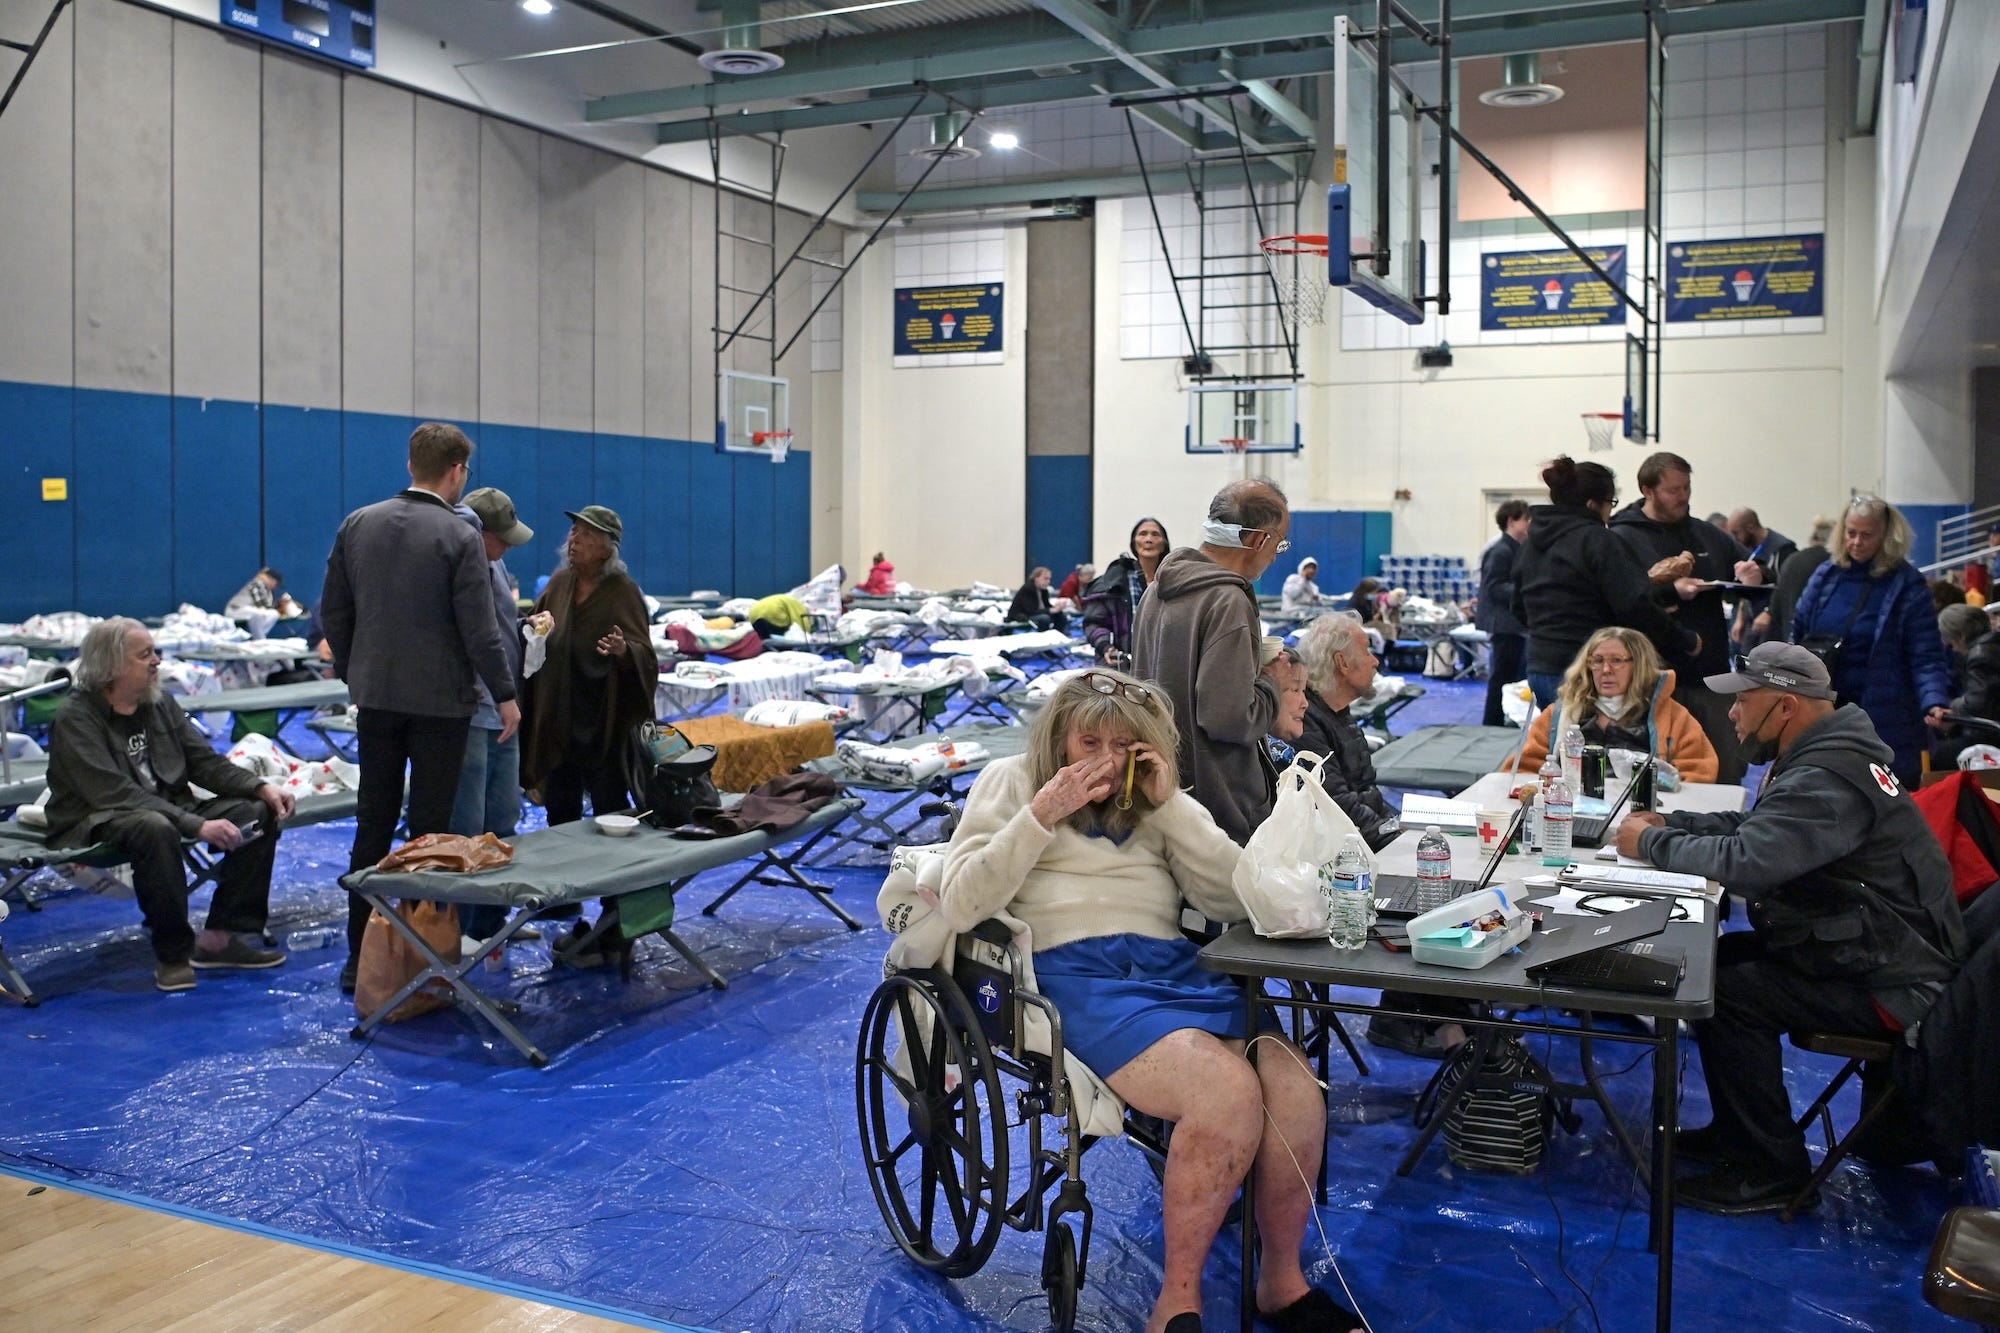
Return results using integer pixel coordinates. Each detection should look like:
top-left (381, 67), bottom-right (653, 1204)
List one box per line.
top-left (1256, 1287), bottom-right (1365, 1333)
top-left (191, 937), bottom-right (286, 970)
top-left (339, 956), bottom-right (358, 995)
top-left (1676, 1163), bottom-right (1815, 1216)
top-left (1365, 1014), bottom-right (1458, 1060)
top-left (1673, 1122), bottom-right (1755, 1168)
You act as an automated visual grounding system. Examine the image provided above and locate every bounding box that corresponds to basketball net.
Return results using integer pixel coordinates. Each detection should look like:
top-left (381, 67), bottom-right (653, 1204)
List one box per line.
top-left (753, 429), bottom-right (793, 463)
top-left (1581, 412), bottom-right (1622, 454)
top-left (1260, 235), bottom-right (1331, 330)
top-left (1220, 437), bottom-right (1251, 457)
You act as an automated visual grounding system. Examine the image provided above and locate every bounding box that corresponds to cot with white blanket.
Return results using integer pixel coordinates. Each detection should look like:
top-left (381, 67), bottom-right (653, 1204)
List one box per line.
top-left (654, 654), bottom-right (840, 720)
top-left (860, 845), bottom-right (1170, 1331)
top-left (926, 629), bottom-right (1085, 679)
top-left (802, 723), bottom-right (1026, 863)
top-left (339, 797), bottom-right (862, 1065)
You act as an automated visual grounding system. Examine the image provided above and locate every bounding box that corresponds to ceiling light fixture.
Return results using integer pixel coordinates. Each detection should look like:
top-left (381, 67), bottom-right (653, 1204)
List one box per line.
top-left (1477, 52), bottom-right (1564, 109)
top-left (989, 131), bottom-right (1020, 151)
top-left (520, 0), bottom-right (555, 14)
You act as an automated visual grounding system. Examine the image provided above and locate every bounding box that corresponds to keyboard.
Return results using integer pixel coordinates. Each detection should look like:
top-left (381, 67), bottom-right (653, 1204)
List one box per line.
top-left (1374, 874), bottom-right (1481, 916)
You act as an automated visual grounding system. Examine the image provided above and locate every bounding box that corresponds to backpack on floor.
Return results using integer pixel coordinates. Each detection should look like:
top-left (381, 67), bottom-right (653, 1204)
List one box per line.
top-left (1413, 1036), bottom-right (1580, 1175)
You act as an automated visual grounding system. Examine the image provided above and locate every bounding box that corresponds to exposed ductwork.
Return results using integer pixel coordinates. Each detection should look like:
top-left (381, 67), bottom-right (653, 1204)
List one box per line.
top-left (697, 0), bottom-right (785, 76)
top-left (1476, 52), bottom-right (1565, 108)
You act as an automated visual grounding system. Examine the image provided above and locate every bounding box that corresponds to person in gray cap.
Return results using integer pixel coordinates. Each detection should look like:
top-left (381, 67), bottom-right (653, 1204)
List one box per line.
top-left (450, 487), bottom-right (538, 949)
top-left (1613, 641), bottom-right (1965, 1215)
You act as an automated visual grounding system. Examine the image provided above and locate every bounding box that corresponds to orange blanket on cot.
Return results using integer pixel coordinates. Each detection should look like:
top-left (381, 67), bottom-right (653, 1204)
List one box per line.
top-left (672, 715), bottom-right (836, 793)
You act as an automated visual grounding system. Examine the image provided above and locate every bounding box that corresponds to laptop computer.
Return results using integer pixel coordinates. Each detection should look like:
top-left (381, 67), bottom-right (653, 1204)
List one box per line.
top-left (1523, 899), bottom-right (1684, 996)
top-left (1571, 760), bottom-right (1649, 849)
top-left (1374, 803), bottom-right (1524, 919)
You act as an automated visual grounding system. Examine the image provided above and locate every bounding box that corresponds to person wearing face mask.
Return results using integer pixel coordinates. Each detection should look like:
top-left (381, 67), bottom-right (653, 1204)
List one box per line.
top-left (1503, 626), bottom-right (1719, 784)
top-left (1788, 495), bottom-right (1955, 787)
top-left (1512, 456), bottom-right (1701, 710)
top-left (1614, 642), bottom-right (1965, 1215)
top-left (1082, 517), bottom-right (1170, 665)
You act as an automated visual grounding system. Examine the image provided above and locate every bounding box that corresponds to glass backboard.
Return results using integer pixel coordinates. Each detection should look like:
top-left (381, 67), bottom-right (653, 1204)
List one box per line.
top-left (1186, 382), bottom-right (1300, 455)
top-left (718, 370), bottom-right (791, 459)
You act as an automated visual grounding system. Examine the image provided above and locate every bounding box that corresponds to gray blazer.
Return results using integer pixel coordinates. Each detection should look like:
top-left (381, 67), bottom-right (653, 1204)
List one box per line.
top-left (320, 489), bottom-right (516, 717)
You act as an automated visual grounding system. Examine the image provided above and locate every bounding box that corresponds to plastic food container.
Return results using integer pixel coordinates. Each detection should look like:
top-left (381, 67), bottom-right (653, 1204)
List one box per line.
top-left (1409, 887), bottom-right (1532, 970)
top-left (595, 814), bottom-right (642, 837)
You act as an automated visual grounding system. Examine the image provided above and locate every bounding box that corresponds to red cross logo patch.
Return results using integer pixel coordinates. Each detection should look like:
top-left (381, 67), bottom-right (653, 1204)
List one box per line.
top-left (1869, 763), bottom-right (1900, 797)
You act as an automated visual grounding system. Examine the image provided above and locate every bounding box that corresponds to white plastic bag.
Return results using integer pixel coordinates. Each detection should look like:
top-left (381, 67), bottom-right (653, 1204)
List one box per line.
top-left (1232, 752), bottom-right (1364, 939)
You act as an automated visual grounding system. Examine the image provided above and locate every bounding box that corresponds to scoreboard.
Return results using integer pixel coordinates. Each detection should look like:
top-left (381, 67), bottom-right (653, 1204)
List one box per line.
top-left (223, 0), bottom-right (376, 70)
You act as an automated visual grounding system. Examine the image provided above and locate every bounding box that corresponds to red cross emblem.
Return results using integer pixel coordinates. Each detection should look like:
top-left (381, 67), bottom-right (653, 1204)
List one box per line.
top-left (1479, 817), bottom-right (1502, 844)
top-left (1869, 763), bottom-right (1900, 797)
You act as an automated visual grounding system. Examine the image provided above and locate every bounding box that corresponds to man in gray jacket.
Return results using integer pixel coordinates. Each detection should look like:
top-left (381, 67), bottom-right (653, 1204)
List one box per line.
top-left (1616, 642), bottom-right (1964, 1215)
top-left (320, 422), bottom-right (519, 989)
top-left (1132, 479), bottom-right (1290, 846)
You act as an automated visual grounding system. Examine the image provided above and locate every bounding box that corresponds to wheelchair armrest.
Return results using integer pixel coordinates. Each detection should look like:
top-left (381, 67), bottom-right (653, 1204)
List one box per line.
top-left (966, 918), bottom-right (1013, 946)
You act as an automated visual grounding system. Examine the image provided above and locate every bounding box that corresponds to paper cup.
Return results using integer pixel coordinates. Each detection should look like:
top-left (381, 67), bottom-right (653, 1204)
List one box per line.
top-left (1476, 808), bottom-right (1514, 856)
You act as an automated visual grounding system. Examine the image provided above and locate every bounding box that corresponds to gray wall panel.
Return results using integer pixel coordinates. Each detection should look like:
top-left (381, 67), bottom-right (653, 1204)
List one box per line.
top-left (261, 53), bottom-right (343, 410)
top-left (775, 208), bottom-right (814, 450)
top-left (593, 161), bottom-right (645, 437)
top-left (688, 182), bottom-right (717, 435)
top-left (537, 137), bottom-right (597, 433)
top-left (341, 79), bottom-right (415, 417)
top-left (73, 0), bottom-right (171, 393)
top-left (477, 120), bottom-right (539, 428)
top-left (170, 28), bottom-right (261, 403)
top-left (413, 99), bottom-right (480, 422)
top-left (643, 172), bottom-right (694, 441)
top-left (1025, 218), bottom-right (1093, 457)
top-left (0, 0), bottom-right (74, 386)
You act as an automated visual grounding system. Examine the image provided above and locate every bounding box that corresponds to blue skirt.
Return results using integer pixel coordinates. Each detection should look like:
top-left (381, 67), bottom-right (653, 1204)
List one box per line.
top-left (1031, 933), bottom-right (1254, 1080)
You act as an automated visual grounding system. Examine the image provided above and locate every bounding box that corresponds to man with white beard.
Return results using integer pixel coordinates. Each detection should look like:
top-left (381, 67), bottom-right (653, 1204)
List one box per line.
top-left (45, 618), bottom-right (296, 992)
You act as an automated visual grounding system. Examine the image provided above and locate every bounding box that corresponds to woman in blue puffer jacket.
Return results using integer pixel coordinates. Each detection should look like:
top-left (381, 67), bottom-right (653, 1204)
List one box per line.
top-left (1790, 495), bottom-right (1953, 784)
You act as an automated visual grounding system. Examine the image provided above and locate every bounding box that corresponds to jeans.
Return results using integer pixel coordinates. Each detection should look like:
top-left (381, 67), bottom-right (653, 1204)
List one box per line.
top-left (346, 709), bottom-right (472, 955)
top-left (450, 725), bottom-right (521, 941)
top-left (1527, 671), bottom-right (1565, 710)
top-left (99, 795), bottom-right (277, 964)
top-left (1483, 633), bottom-right (1527, 727)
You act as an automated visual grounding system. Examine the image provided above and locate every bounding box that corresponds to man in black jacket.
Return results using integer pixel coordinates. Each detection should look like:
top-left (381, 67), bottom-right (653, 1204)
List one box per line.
top-left (321, 422), bottom-right (520, 990)
top-left (1610, 453), bottom-right (1750, 781)
top-left (1477, 500), bottom-right (1531, 726)
top-left (46, 619), bottom-right (297, 992)
top-left (1724, 508), bottom-right (1796, 651)
top-left (1616, 643), bottom-right (1965, 1214)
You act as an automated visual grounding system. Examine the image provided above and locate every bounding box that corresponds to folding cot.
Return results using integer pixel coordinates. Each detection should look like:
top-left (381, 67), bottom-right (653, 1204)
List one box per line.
top-left (1369, 723), bottom-right (1522, 794)
top-left (188, 678), bottom-right (352, 744)
top-left (802, 722), bottom-right (1026, 864)
top-left (339, 797), bottom-right (863, 1066)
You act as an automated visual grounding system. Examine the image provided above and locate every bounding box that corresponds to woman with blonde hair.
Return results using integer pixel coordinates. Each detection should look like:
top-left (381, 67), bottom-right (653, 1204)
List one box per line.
top-left (1789, 495), bottom-right (1953, 784)
top-left (1506, 625), bottom-right (1719, 783)
top-left (939, 669), bottom-right (1357, 1333)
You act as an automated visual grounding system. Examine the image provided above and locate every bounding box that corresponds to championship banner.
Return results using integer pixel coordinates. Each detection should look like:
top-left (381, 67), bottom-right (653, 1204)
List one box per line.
top-left (1480, 247), bottom-right (1628, 331)
top-left (894, 284), bottom-right (1005, 355)
top-left (1666, 233), bottom-right (1825, 322)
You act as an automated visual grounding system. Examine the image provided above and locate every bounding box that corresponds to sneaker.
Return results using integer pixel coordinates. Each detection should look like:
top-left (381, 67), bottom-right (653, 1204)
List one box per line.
top-left (339, 956), bottom-right (358, 995)
top-left (155, 961), bottom-right (197, 992)
top-left (1676, 1163), bottom-right (1816, 1216)
top-left (1674, 1122), bottom-right (1755, 1168)
top-left (191, 937), bottom-right (287, 970)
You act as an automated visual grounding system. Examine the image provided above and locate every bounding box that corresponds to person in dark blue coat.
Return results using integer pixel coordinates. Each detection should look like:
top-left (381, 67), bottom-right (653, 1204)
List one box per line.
top-left (1789, 496), bottom-right (1953, 786)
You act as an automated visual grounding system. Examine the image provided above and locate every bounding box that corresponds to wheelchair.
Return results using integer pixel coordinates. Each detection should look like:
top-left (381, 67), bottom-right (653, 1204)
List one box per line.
top-left (855, 907), bottom-right (1171, 1332)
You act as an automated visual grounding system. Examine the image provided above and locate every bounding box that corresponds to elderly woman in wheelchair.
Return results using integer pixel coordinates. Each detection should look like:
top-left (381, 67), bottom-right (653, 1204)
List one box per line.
top-left (862, 669), bottom-right (1359, 1333)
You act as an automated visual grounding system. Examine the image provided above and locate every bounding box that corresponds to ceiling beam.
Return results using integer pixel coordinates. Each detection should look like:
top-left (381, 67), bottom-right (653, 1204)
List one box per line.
top-left (855, 163), bottom-right (1295, 214)
top-left (1385, 0), bottom-right (1865, 61)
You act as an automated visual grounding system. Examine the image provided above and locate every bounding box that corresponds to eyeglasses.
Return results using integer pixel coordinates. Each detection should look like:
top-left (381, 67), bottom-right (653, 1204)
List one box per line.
top-left (1588, 655), bottom-right (1633, 670)
top-left (1081, 672), bottom-right (1161, 709)
top-left (1245, 530), bottom-right (1292, 555)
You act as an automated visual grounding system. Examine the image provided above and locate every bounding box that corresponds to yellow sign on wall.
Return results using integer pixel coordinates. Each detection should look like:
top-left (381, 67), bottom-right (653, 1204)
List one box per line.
top-left (41, 478), bottom-right (67, 501)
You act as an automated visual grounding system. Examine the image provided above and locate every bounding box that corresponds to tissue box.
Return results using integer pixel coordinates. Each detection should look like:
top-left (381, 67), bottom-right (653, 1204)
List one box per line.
top-left (1409, 887), bottom-right (1532, 970)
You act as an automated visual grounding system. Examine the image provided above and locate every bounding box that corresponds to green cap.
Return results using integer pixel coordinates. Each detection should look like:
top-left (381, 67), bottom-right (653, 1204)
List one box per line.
top-left (464, 487), bottom-right (533, 547)
top-left (564, 505), bottom-right (623, 543)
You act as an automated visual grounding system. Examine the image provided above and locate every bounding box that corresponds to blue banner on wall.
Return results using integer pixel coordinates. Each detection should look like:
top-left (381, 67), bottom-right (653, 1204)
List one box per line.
top-left (1480, 247), bottom-right (1627, 331)
top-left (1666, 233), bottom-right (1825, 322)
top-left (894, 284), bottom-right (1004, 356)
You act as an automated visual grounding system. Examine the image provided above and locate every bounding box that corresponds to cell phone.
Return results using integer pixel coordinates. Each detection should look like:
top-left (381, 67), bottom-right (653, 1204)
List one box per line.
top-left (237, 819), bottom-right (262, 841)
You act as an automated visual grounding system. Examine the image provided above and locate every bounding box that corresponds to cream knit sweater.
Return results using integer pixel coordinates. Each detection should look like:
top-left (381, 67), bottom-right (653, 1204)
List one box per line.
top-left (939, 755), bottom-right (1248, 950)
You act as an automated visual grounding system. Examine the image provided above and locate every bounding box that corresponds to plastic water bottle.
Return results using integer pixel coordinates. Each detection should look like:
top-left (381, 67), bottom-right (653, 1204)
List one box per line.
top-left (286, 926), bottom-right (340, 951)
top-left (1542, 766), bottom-right (1575, 861)
top-left (1560, 724), bottom-right (1586, 801)
top-left (1324, 833), bottom-right (1375, 949)
top-left (1415, 825), bottom-right (1454, 911)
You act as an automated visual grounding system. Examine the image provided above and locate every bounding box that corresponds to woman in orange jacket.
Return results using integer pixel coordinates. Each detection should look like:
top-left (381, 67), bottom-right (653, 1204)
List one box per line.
top-left (1504, 625), bottom-right (1720, 784)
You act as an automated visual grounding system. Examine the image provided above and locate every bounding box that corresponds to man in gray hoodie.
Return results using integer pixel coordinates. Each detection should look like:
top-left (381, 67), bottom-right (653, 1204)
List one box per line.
top-left (1132, 479), bottom-right (1291, 846)
top-left (1616, 642), bottom-right (1964, 1215)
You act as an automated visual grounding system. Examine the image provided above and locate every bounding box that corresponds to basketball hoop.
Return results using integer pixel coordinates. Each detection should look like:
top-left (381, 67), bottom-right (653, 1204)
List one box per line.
top-left (752, 429), bottom-right (794, 463)
top-left (1260, 234), bottom-right (1331, 329)
top-left (1219, 437), bottom-right (1251, 456)
top-left (1581, 412), bottom-right (1623, 454)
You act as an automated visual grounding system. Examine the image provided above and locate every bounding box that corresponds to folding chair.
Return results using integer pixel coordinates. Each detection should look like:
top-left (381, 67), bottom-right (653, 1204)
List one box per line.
top-left (1780, 1029), bottom-right (1902, 1222)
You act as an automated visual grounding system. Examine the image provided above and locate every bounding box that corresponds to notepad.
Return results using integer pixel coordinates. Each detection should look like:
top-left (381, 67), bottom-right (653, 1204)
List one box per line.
top-left (1399, 793), bottom-right (1479, 831)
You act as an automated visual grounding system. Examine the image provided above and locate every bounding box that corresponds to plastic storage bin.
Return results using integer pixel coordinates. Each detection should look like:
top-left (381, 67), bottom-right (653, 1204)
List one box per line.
top-left (1408, 887), bottom-right (1533, 970)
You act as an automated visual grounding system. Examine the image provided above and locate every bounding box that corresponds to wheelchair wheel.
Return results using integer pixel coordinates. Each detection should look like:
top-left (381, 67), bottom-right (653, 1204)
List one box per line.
top-left (856, 968), bottom-right (1009, 1278)
top-left (1042, 1220), bottom-right (1079, 1332)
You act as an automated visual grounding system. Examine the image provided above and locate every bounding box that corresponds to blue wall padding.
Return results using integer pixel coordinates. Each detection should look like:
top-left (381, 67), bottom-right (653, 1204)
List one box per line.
top-left (0, 381), bottom-right (76, 620)
top-left (1898, 502), bottom-right (1969, 571)
top-left (0, 380), bottom-right (815, 621)
top-left (1255, 509), bottom-right (1393, 599)
top-left (262, 405), bottom-right (345, 611)
top-left (75, 388), bottom-right (174, 617)
top-left (1026, 455), bottom-right (1093, 580)
top-left (172, 397), bottom-right (264, 611)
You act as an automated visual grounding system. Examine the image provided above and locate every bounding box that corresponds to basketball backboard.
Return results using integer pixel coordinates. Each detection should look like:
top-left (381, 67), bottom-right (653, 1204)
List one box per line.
top-left (1186, 382), bottom-right (1300, 455)
top-left (1328, 13), bottom-right (1428, 325)
top-left (718, 370), bottom-right (791, 459)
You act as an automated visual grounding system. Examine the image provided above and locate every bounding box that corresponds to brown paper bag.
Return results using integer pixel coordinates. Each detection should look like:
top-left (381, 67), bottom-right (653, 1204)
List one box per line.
top-left (353, 899), bottom-right (462, 1022)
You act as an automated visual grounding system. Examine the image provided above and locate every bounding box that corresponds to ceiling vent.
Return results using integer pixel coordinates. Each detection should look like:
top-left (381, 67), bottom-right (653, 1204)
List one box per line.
top-left (698, 0), bottom-right (783, 76)
top-left (908, 111), bottom-right (980, 162)
top-left (1477, 52), bottom-right (1564, 109)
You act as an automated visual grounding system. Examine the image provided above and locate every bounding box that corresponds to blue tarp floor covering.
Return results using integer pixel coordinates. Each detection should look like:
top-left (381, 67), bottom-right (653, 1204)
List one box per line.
top-left (0, 679), bottom-right (1962, 1331)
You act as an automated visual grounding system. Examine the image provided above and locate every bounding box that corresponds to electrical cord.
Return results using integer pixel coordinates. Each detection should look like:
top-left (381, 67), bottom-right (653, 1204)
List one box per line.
top-left (1537, 978), bottom-right (1605, 1333)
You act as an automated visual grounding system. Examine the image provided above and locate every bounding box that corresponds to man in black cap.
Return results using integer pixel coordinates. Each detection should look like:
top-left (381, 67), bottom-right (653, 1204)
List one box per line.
top-left (1614, 642), bottom-right (1965, 1214)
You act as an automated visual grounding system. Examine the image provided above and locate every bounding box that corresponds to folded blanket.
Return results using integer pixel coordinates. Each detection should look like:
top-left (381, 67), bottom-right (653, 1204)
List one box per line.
top-left (742, 699), bottom-right (852, 728)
